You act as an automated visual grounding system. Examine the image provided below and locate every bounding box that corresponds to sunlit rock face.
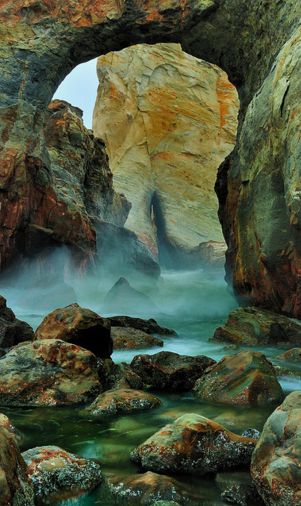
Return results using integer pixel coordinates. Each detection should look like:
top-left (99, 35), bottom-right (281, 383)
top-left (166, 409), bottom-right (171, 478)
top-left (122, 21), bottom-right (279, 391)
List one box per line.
top-left (93, 43), bottom-right (238, 267)
top-left (1, 0), bottom-right (301, 315)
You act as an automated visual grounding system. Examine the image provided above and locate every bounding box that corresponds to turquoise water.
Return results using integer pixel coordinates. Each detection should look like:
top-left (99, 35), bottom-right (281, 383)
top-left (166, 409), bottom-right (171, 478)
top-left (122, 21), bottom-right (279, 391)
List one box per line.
top-left (1, 268), bottom-right (300, 505)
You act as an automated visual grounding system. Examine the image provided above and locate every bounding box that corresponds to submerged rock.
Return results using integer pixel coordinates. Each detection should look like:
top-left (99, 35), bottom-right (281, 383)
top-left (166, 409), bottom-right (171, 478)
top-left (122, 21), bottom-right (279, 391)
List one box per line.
top-left (0, 295), bottom-right (34, 349)
top-left (194, 351), bottom-right (283, 407)
top-left (0, 426), bottom-right (34, 505)
top-left (251, 391), bottom-right (301, 506)
top-left (131, 351), bottom-right (215, 391)
top-left (112, 326), bottom-right (163, 350)
top-left (131, 414), bottom-right (256, 476)
top-left (213, 307), bottom-right (301, 346)
top-left (35, 303), bottom-right (112, 358)
top-left (22, 445), bottom-right (102, 502)
top-left (103, 277), bottom-right (157, 315)
top-left (83, 388), bottom-right (160, 418)
top-left (0, 339), bottom-right (101, 406)
top-left (108, 315), bottom-right (176, 336)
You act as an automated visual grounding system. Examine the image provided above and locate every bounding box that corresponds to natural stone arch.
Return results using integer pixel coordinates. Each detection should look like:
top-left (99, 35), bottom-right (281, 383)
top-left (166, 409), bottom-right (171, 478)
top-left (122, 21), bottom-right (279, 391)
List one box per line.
top-left (0, 0), bottom-right (301, 315)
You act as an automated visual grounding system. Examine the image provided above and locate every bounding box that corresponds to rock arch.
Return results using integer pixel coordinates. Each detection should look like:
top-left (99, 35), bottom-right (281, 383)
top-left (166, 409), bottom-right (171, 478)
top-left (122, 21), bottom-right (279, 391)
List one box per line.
top-left (0, 0), bottom-right (300, 315)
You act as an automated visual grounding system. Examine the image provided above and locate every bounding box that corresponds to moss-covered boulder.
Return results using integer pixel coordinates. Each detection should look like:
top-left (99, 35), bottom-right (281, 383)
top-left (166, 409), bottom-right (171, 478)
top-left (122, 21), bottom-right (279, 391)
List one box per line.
top-left (131, 414), bottom-right (256, 476)
top-left (83, 388), bottom-right (160, 419)
top-left (131, 351), bottom-right (215, 392)
top-left (251, 391), bottom-right (301, 505)
top-left (35, 304), bottom-right (112, 357)
top-left (213, 307), bottom-right (301, 346)
top-left (0, 339), bottom-right (101, 406)
top-left (22, 446), bottom-right (102, 502)
top-left (194, 351), bottom-right (284, 407)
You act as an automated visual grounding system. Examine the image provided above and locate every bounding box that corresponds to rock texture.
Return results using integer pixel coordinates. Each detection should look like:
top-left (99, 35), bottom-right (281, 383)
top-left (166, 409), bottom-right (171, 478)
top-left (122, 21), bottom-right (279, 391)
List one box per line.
top-left (131, 414), bottom-right (256, 476)
top-left (0, 340), bottom-right (101, 406)
top-left (108, 316), bottom-right (176, 336)
top-left (213, 307), bottom-right (301, 346)
top-left (251, 391), bottom-right (301, 506)
top-left (112, 327), bottom-right (163, 350)
top-left (194, 351), bottom-right (284, 407)
top-left (0, 426), bottom-right (34, 505)
top-left (23, 446), bottom-right (102, 502)
top-left (0, 0), bottom-right (301, 315)
top-left (131, 351), bottom-right (215, 391)
top-left (35, 303), bottom-right (112, 358)
top-left (83, 388), bottom-right (160, 418)
top-left (93, 43), bottom-right (238, 267)
top-left (0, 295), bottom-right (34, 350)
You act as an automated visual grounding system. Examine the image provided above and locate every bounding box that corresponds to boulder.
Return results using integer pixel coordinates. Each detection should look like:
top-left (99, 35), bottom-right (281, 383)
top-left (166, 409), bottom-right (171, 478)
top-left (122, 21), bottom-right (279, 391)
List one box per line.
top-left (213, 307), bottom-right (301, 346)
top-left (108, 316), bottom-right (176, 336)
top-left (93, 43), bottom-right (238, 268)
top-left (112, 326), bottom-right (163, 350)
top-left (0, 339), bottom-right (101, 406)
top-left (22, 446), bottom-right (102, 502)
top-left (35, 303), bottom-right (112, 358)
top-left (131, 414), bottom-right (256, 476)
top-left (102, 361), bottom-right (144, 390)
top-left (131, 351), bottom-right (215, 391)
top-left (276, 348), bottom-right (301, 362)
top-left (103, 277), bottom-right (157, 315)
top-left (0, 295), bottom-right (34, 349)
top-left (0, 426), bottom-right (34, 505)
top-left (194, 351), bottom-right (284, 407)
top-left (251, 391), bottom-right (301, 506)
top-left (83, 388), bottom-right (160, 418)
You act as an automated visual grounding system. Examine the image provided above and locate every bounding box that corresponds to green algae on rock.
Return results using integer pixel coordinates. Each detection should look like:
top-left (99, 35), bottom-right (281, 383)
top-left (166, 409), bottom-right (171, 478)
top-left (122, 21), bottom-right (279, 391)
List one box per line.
top-left (22, 445), bottom-right (102, 502)
top-left (83, 388), bottom-right (160, 419)
top-left (251, 391), bottom-right (301, 506)
top-left (131, 414), bottom-right (256, 476)
top-left (0, 339), bottom-right (101, 407)
top-left (194, 351), bottom-right (284, 407)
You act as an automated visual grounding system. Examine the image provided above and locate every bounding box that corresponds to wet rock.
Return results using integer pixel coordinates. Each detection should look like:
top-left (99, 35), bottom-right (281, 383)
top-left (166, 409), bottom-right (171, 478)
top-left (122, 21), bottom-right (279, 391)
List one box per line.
top-left (22, 445), bottom-right (102, 502)
top-left (213, 307), bottom-right (301, 346)
top-left (131, 351), bottom-right (215, 392)
top-left (104, 361), bottom-right (144, 390)
top-left (276, 348), bottom-right (301, 362)
top-left (0, 295), bottom-right (34, 349)
top-left (103, 277), bottom-right (157, 315)
top-left (35, 303), bottom-right (112, 358)
top-left (93, 43), bottom-right (238, 269)
top-left (251, 391), bottom-right (301, 505)
top-left (83, 388), bottom-right (160, 418)
top-left (241, 428), bottom-right (260, 440)
top-left (221, 482), bottom-right (264, 506)
top-left (0, 339), bottom-right (101, 406)
top-left (131, 414), bottom-right (256, 476)
top-left (108, 316), bottom-right (176, 336)
top-left (194, 351), bottom-right (284, 407)
top-left (112, 326), bottom-right (163, 350)
top-left (0, 426), bottom-right (34, 505)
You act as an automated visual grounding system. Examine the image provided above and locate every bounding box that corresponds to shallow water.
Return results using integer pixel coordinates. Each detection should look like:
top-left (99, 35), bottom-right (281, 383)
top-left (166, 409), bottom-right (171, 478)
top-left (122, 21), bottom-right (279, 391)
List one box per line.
top-left (1, 268), bottom-right (301, 505)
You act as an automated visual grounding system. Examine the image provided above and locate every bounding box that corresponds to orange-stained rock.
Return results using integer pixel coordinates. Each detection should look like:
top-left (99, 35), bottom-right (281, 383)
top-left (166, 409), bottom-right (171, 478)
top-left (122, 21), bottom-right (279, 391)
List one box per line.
top-left (83, 388), bottom-right (161, 418)
top-left (93, 43), bottom-right (238, 267)
top-left (35, 303), bottom-right (112, 358)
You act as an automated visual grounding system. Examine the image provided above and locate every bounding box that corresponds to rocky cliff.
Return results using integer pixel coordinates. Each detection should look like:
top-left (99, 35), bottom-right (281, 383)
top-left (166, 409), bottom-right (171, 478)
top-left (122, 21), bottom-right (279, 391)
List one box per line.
top-left (0, 0), bottom-right (301, 315)
top-left (93, 43), bottom-right (238, 268)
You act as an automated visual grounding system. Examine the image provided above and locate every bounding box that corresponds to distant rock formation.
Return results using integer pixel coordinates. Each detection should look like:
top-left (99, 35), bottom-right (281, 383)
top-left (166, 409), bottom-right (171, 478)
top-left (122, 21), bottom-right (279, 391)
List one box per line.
top-left (93, 43), bottom-right (238, 268)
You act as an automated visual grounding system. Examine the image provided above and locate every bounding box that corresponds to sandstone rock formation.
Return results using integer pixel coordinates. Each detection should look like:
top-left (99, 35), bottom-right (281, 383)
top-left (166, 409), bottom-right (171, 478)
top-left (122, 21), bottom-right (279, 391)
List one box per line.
top-left (251, 391), bottom-right (301, 505)
top-left (93, 43), bottom-right (238, 267)
top-left (0, 0), bottom-right (301, 315)
top-left (131, 414), bottom-right (256, 476)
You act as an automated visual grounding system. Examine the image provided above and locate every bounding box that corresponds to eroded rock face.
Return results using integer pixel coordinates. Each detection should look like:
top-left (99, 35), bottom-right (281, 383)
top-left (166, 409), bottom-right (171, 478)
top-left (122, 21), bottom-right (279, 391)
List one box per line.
top-left (0, 426), bottom-right (34, 506)
top-left (0, 295), bottom-right (34, 350)
top-left (35, 303), bottom-right (113, 358)
top-left (1, 0), bottom-right (301, 315)
top-left (131, 351), bottom-right (215, 391)
top-left (131, 414), bottom-right (256, 476)
top-left (0, 339), bottom-right (101, 406)
top-left (213, 307), bottom-right (301, 346)
top-left (83, 388), bottom-right (160, 418)
top-left (194, 351), bottom-right (284, 407)
top-left (251, 391), bottom-right (301, 506)
top-left (22, 446), bottom-right (102, 502)
top-left (93, 43), bottom-right (238, 267)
